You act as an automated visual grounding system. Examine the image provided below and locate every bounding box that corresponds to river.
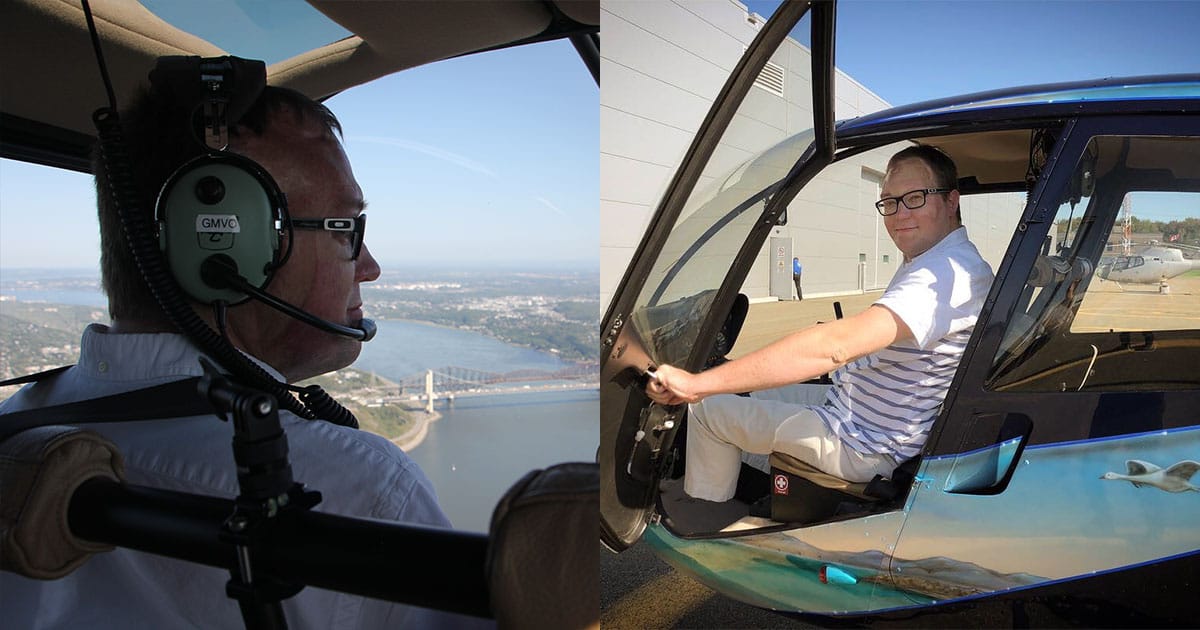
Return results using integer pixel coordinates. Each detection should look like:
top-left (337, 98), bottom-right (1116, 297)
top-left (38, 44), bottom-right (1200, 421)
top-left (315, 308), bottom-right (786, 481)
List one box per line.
top-left (1, 284), bottom-right (598, 533)
top-left (353, 320), bottom-right (597, 532)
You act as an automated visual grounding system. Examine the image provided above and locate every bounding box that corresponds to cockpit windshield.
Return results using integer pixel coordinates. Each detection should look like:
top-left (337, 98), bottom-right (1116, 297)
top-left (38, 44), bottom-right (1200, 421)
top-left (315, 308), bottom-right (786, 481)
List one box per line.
top-left (630, 130), bottom-right (813, 366)
top-left (987, 134), bottom-right (1200, 392)
top-left (626, 13), bottom-right (817, 368)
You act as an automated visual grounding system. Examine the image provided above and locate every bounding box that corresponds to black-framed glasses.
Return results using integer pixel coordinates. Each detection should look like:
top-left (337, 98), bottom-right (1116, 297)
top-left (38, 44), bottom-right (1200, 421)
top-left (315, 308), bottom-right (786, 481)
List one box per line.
top-left (875, 188), bottom-right (951, 216)
top-left (286, 214), bottom-right (366, 260)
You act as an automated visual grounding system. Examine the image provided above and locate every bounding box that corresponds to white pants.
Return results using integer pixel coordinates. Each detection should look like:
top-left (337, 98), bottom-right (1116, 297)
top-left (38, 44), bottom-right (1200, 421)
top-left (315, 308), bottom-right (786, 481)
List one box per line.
top-left (684, 390), bottom-right (900, 502)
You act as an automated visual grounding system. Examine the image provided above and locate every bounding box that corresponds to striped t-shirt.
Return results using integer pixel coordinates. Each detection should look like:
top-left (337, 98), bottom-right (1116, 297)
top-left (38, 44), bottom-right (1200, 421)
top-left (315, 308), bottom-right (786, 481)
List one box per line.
top-left (812, 227), bottom-right (994, 460)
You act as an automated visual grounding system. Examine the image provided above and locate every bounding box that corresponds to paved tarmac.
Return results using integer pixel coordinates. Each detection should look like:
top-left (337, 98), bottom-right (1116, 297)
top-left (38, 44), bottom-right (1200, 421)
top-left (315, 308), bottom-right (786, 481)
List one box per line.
top-left (729, 291), bottom-right (884, 357)
top-left (733, 273), bottom-right (1200, 355)
top-left (1072, 274), bottom-right (1200, 332)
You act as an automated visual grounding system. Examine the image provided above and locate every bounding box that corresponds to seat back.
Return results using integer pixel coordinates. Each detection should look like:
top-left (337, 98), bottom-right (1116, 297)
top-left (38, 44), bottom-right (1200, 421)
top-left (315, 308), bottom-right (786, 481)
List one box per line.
top-left (487, 461), bottom-right (599, 630)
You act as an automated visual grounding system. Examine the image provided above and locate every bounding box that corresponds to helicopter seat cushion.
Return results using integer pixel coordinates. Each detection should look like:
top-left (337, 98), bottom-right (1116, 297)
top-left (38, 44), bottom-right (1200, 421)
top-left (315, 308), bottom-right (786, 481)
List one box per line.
top-left (0, 426), bottom-right (124, 579)
top-left (764, 452), bottom-right (879, 523)
top-left (768, 452), bottom-right (874, 500)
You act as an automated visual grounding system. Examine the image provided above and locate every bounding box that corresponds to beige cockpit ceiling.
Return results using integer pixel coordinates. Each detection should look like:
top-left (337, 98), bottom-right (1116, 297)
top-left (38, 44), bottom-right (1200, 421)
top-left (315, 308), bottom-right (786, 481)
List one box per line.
top-left (0, 0), bottom-right (598, 169)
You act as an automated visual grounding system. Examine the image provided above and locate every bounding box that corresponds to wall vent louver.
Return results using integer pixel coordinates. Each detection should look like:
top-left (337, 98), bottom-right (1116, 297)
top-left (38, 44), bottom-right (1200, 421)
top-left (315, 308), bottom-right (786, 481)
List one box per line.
top-left (754, 60), bottom-right (785, 97)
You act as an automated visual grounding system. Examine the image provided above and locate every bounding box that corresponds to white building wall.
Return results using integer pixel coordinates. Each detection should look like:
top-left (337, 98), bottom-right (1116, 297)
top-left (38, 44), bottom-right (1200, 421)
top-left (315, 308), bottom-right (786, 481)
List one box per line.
top-left (601, 0), bottom-right (895, 309)
top-left (601, 0), bottom-right (1023, 310)
top-left (600, 1), bottom-right (752, 309)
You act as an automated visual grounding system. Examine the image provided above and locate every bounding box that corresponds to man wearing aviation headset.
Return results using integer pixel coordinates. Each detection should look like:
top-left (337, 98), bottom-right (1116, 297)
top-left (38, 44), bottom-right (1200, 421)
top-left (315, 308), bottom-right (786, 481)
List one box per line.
top-left (0, 59), bottom-right (476, 628)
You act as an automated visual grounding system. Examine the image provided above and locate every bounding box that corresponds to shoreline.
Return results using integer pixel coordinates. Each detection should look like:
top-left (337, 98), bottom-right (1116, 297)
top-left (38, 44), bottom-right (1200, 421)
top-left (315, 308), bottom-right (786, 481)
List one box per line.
top-left (371, 316), bottom-right (594, 367)
top-left (340, 338), bottom-right (597, 454)
top-left (389, 402), bottom-right (441, 451)
top-left (332, 367), bottom-right (440, 452)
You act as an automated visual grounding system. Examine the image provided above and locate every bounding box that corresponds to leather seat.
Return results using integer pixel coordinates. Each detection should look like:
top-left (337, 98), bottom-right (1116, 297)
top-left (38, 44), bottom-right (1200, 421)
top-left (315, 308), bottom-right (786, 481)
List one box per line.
top-left (763, 452), bottom-right (914, 524)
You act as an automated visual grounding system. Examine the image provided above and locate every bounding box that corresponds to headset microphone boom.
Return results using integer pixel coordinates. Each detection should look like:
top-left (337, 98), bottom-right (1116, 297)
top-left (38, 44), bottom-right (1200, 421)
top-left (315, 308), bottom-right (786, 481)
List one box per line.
top-left (200, 255), bottom-right (377, 341)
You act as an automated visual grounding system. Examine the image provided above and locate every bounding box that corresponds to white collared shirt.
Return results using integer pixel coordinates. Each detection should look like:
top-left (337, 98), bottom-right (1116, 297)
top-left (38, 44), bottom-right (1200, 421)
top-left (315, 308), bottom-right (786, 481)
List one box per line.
top-left (814, 227), bottom-right (994, 460)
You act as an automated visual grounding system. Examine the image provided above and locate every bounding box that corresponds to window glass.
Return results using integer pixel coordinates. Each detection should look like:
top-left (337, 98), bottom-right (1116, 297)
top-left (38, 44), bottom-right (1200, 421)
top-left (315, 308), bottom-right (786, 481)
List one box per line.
top-left (987, 135), bottom-right (1200, 392)
top-left (1073, 190), bottom-right (1200, 333)
top-left (0, 159), bottom-right (105, 395)
top-left (628, 13), bottom-right (814, 368)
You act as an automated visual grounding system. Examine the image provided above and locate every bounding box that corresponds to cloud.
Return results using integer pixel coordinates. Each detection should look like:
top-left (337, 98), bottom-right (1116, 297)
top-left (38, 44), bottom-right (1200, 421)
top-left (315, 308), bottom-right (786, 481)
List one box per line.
top-left (347, 135), bottom-right (573, 221)
top-left (535, 196), bottom-right (567, 217)
top-left (348, 135), bottom-right (501, 181)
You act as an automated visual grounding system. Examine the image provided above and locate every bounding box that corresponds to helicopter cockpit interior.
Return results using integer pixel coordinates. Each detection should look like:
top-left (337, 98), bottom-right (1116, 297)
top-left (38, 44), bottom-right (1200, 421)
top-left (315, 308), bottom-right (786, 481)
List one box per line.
top-left (612, 119), bottom-right (1200, 541)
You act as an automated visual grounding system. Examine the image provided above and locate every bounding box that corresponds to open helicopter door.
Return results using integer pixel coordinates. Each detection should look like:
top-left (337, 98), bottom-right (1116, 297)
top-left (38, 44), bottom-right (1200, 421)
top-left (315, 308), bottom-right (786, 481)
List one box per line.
top-left (600, 1), bottom-right (838, 551)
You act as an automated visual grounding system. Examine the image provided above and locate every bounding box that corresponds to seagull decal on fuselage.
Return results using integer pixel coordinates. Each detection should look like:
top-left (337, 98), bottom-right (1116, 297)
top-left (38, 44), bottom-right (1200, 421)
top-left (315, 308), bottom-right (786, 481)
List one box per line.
top-left (1100, 459), bottom-right (1200, 493)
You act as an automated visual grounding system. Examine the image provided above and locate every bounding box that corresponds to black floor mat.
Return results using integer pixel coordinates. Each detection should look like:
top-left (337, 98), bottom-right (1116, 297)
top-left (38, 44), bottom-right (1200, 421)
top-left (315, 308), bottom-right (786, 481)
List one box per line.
top-left (656, 460), bottom-right (773, 535)
top-left (657, 478), bottom-right (750, 535)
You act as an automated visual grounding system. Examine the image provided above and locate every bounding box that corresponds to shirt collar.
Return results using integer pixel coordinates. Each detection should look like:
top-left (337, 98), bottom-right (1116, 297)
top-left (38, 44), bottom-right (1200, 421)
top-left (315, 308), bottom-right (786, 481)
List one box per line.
top-left (78, 323), bottom-right (286, 383)
top-left (905, 226), bottom-right (969, 266)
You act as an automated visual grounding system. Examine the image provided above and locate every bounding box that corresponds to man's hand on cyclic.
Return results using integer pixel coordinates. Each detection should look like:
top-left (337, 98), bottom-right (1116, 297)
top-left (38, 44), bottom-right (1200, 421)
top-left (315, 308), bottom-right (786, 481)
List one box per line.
top-left (644, 364), bottom-right (704, 406)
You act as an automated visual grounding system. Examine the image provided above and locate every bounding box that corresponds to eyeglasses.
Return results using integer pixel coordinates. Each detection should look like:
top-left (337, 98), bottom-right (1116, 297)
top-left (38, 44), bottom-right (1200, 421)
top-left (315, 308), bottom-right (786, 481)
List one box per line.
top-left (874, 188), bottom-right (951, 216)
top-left (286, 214), bottom-right (366, 260)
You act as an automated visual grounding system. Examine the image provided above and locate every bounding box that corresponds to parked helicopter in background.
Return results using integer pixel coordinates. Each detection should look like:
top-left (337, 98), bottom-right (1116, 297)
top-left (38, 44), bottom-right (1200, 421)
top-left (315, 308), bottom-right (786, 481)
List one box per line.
top-left (1097, 245), bottom-right (1200, 284)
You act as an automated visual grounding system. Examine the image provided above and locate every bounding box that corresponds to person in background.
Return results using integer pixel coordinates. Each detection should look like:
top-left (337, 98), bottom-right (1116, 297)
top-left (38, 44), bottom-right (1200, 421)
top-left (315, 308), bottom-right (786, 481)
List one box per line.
top-left (792, 257), bottom-right (803, 301)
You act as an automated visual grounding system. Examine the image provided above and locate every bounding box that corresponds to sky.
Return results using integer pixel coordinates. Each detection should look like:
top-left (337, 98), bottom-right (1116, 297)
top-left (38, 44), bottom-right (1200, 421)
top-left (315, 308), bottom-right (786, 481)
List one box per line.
top-left (0, 0), bottom-right (599, 271)
top-left (738, 0), bottom-right (1200, 228)
top-left (3, 1), bottom-right (1199, 270)
top-left (745, 0), bottom-right (1200, 108)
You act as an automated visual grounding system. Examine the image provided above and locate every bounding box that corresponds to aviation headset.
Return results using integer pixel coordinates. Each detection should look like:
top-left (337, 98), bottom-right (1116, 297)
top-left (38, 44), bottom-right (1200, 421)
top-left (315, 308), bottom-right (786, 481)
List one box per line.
top-left (89, 53), bottom-right (367, 426)
top-left (148, 56), bottom-right (374, 341)
top-left (151, 56), bottom-right (285, 305)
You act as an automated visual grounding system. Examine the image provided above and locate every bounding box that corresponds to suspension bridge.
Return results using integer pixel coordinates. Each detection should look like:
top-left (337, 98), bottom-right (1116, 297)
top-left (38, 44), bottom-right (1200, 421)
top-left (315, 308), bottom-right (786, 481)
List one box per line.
top-left (383, 364), bottom-right (598, 412)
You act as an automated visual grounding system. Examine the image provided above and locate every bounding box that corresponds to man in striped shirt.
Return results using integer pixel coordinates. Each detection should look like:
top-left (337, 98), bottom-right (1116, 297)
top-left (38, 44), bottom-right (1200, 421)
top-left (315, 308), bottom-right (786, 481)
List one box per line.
top-left (646, 145), bottom-right (994, 502)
